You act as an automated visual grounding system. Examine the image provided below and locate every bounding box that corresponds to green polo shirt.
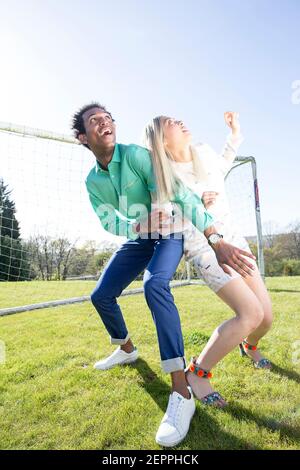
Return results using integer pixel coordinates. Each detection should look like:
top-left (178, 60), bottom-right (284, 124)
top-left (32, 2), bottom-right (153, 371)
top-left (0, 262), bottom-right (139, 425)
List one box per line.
top-left (85, 143), bottom-right (213, 239)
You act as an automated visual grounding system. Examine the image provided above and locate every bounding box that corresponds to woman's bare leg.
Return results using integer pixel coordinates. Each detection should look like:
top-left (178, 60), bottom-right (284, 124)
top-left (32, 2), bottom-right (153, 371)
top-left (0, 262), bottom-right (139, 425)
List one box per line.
top-left (241, 265), bottom-right (273, 365)
top-left (186, 276), bottom-right (264, 400)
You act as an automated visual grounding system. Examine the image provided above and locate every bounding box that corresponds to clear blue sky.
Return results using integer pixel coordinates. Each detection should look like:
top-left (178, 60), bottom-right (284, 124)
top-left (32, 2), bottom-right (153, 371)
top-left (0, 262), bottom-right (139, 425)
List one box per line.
top-left (1, 0), bottom-right (299, 234)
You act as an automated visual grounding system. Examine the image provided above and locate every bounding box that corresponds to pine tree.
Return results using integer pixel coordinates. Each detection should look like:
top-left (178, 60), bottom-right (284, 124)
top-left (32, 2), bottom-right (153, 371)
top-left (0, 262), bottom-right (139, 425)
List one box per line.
top-left (0, 178), bottom-right (29, 281)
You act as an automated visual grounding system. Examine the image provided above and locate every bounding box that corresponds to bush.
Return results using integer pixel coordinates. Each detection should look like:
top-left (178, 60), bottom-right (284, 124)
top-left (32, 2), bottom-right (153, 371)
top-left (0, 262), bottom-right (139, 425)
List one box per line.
top-left (282, 259), bottom-right (300, 276)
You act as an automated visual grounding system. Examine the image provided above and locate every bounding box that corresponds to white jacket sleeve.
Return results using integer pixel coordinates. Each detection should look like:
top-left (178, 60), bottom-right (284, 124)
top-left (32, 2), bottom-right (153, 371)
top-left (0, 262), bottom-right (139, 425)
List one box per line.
top-left (195, 133), bottom-right (244, 178)
top-left (218, 133), bottom-right (244, 176)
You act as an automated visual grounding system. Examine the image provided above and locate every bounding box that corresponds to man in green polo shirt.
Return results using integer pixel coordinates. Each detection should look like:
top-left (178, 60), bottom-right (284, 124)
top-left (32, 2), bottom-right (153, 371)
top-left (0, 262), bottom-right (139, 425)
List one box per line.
top-left (71, 102), bottom-right (255, 447)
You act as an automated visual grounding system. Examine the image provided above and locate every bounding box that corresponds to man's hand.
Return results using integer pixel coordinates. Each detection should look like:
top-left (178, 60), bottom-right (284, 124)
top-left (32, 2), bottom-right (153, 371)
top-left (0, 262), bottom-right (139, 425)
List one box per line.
top-left (201, 191), bottom-right (219, 209)
top-left (212, 239), bottom-right (256, 277)
top-left (135, 209), bottom-right (171, 234)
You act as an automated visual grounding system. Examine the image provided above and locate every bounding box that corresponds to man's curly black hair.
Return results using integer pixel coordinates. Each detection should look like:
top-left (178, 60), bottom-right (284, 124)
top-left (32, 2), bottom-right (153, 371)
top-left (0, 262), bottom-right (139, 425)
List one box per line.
top-left (71, 102), bottom-right (114, 149)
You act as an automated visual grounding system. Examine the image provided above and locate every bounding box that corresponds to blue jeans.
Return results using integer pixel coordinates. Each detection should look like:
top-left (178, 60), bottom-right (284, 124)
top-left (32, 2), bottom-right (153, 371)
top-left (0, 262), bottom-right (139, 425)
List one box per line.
top-left (90, 234), bottom-right (186, 373)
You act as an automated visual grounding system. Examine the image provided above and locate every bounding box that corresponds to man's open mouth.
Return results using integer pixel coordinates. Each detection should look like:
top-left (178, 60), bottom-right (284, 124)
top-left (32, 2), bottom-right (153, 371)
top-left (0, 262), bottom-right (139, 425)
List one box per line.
top-left (100, 128), bottom-right (113, 136)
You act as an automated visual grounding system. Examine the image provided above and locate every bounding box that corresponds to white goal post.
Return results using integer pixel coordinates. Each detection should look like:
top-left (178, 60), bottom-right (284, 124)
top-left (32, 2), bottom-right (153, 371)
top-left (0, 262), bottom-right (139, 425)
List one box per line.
top-left (225, 156), bottom-right (265, 278)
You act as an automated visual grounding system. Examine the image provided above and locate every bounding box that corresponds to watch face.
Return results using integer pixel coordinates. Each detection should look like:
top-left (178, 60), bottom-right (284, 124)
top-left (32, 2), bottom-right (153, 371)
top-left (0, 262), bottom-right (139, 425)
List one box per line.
top-left (209, 234), bottom-right (221, 244)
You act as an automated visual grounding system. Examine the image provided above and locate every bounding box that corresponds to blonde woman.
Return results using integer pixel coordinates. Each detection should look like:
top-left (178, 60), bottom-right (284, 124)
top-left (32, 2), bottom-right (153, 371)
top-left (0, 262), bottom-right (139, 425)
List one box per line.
top-left (142, 112), bottom-right (273, 407)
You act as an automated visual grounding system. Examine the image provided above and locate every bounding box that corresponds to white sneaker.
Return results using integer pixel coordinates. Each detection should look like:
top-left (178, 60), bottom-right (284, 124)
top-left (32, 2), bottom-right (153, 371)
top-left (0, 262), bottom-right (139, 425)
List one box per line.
top-left (156, 386), bottom-right (195, 447)
top-left (93, 346), bottom-right (138, 370)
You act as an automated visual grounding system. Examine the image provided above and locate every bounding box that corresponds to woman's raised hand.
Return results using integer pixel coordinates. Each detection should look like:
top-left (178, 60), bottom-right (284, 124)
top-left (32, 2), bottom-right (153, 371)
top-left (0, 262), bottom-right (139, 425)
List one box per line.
top-left (224, 111), bottom-right (240, 135)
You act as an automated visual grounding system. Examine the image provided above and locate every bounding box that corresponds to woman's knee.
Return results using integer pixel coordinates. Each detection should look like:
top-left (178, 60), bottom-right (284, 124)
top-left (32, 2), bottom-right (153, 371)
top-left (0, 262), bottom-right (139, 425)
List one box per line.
top-left (238, 301), bottom-right (265, 332)
top-left (260, 301), bottom-right (273, 330)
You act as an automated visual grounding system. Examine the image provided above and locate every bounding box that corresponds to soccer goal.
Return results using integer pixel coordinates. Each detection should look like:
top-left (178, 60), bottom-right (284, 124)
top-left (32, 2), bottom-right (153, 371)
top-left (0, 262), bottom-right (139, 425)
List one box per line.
top-left (0, 122), bottom-right (264, 315)
top-left (185, 155), bottom-right (265, 283)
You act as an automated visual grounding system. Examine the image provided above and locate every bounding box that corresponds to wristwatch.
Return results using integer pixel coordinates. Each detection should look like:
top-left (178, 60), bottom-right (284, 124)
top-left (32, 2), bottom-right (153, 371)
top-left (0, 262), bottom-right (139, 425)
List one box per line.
top-left (207, 233), bottom-right (224, 246)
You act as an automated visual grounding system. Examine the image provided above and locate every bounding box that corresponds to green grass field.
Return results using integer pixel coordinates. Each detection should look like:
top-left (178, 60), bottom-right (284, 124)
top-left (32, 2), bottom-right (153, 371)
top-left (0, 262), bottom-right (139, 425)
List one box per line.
top-left (0, 276), bottom-right (300, 450)
top-left (0, 280), bottom-right (143, 309)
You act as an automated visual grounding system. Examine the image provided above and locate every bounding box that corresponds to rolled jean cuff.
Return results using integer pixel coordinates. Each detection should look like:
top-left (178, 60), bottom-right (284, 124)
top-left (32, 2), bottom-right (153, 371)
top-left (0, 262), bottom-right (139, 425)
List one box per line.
top-left (110, 333), bottom-right (130, 345)
top-left (161, 356), bottom-right (186, 373)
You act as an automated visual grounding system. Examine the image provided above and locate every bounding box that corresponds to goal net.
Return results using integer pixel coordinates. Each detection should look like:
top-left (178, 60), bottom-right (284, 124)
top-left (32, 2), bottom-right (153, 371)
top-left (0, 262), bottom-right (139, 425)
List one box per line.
top-left (0, 123), bottom-right (264, 315)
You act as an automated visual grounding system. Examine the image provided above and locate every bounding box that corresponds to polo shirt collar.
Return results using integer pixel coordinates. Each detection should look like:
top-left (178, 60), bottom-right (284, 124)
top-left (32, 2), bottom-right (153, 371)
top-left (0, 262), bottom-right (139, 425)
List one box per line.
top-left (95, 143), bottom-right (121, 173)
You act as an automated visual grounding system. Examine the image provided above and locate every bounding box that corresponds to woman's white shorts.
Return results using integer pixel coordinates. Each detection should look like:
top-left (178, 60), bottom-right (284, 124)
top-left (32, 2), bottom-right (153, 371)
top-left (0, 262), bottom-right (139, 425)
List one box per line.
top-left (190, 236), bottom-right (256, 293)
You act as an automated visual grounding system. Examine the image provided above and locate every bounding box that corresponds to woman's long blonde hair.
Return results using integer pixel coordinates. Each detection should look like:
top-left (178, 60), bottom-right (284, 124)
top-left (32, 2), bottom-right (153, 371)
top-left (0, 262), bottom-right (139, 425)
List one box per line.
top-left (142, 116), bottom-right (204, 203)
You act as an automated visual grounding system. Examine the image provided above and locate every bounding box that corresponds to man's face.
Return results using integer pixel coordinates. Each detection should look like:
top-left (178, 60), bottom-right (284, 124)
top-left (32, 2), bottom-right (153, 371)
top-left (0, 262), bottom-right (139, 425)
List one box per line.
top-left (80, 107), bottom-right (116, 150)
